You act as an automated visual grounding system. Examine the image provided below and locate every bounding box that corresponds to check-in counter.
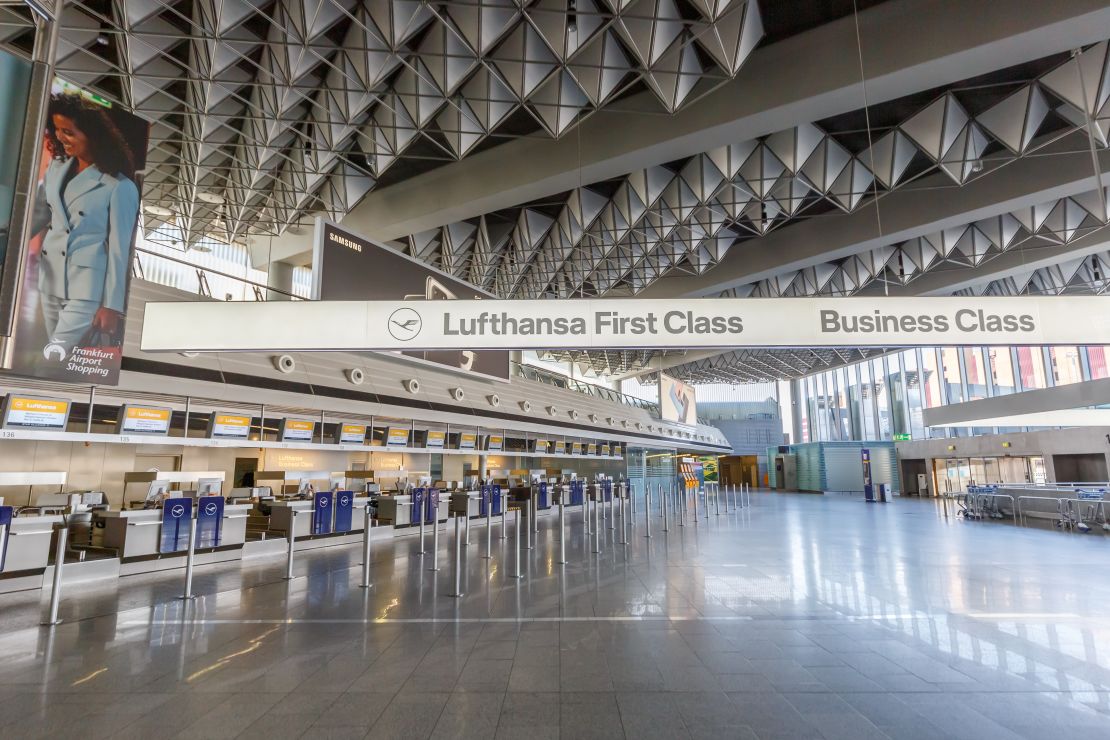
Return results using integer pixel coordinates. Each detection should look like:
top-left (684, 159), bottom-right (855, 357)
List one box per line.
top-left (268, 496), bottom-right (374, 537)
top-left (1, 514), bottom-right (64, 572)
top-left (376, 494), bottom-right (449, 527)
top-left (449, 491), bottom-right (480, 518)
top-left (100, 502), bottom-right (256, 558)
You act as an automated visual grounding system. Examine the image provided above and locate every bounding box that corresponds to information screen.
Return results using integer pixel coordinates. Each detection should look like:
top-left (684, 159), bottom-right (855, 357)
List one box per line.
top-left (487, 435), bottom-right (503, 451)
top-left (660, 372), bottom-right (697, 425)
top-left (2, 395), bottom-right (70, 430)
top-left (337, 423), bottom-right (366, 444)
top-left (571, 442), bottom-right (582, 455)
top-left (554, 441), bottom-right (566, 454)
top-left (386, 426), bottom-right (410, 446)
top-left (426, 430), bottom-right (445, 448)
top-left (208, 412), bottom-right (251, 440)
top-left (281, 418), bottom-right (315, 441)
top-left (601, 444), bottom-right (611, 456)
top-left (534, 439), bottom-right (549, 454)
top-left (119, 405), bottom-right (172, 435)
top-left (459, 432), bottom-right (476, 450)
top-left (587, 443), bottom-right (597, 455)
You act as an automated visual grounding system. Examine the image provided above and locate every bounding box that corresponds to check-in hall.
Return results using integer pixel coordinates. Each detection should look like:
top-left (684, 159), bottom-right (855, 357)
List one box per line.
top-left (1, 1), bottom-right (1110, 738)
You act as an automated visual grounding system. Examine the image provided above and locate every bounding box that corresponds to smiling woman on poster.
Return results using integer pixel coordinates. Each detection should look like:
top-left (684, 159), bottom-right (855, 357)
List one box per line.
top-left (29, 92), bottom-right (139, 360)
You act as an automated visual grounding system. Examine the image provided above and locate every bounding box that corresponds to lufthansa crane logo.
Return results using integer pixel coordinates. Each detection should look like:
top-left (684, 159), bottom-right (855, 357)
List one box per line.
top-left (388, 308), bottom-right (422, 341)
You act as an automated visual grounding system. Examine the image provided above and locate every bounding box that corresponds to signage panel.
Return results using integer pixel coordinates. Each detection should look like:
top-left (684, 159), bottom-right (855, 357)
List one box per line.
top-left (426, 430), bottom-right (446, 449)
top-left (281, 418), bottom-right (315, 442)
top-left (2, 395), bottom-right (70, 430)
top-left (487, 434), bottom-right (503, 452)
top-left (660, 373), bottom-right (696, 425)
top-left (612, 444), bottom-right (622, 457)
top-left (534, 439), bottom-right (550, 454)
top-left (554, 441), bottom-right (566, 454)
top-left (0, 506), bottom-right (12, 570)
top-left (386, 426), bottom-right (410, 446)
top-left (601, 444), bottom-right (610, 456)
top-left (459, 432), bottom-right (476, 450)
top-left (195, 496), bottom-right (224, 548)
top-left (119, 404), bottom-right (172, 435)
top-left (310, 219), bottom-right (509, 380)
top-left (337, 423), bottom-right (367, 444)
top-left (312, 490), bottom-right (334, 534)
top-left (893, 433), bottom-right (911, 442)
top-left (571, 442), bottom-right (582, 455)
top-left (334, 490), bottom-right (354, 532)
top-left (159, 498), bottom-right (192, 553)
top-left (207, 412), bottom-right (251, 440)
top-left (587, 443), bottom-right (597, 455)
top-left (141, 297), bottom-right (1110, 353)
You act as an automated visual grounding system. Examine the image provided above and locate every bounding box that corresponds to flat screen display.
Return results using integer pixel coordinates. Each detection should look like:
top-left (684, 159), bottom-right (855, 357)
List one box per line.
top-left (660, 372), bottom-right (697, 425)
top-left (337, 423), bottom-right (366, 444)
top-left (2, 394), bottom-right (70, 430)
top-left (554, 441), bottom-right (566, 454)
top-left (587, 443), bottom-right (597, 455)
top-left (118, 404), bottom-right (172, 435)
top-left (426, 430), bottom-right (445, 448)
top-left (534, 439), bottom-right (549, 454)
top-left (571, 442), bottom-right (582, 455)
top-left (281, 418), bottom-right (315, 441)
top-left (487, 435), bottom-right (503, 452)
top-left (208, 412), bottom-right (251, 440)
top-left (459, 432), bottom-right (476, 450)
top-left (386, 426), bottom-right (410, 446)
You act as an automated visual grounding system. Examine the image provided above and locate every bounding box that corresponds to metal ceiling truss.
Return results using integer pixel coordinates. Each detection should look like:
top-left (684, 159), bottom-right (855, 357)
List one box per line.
top-left (958, 249), bottom-right (1110, 297)
top-left (0, 0), bottom-right (763, 248)
top-left (395, 41), bottom-right (1110, 299)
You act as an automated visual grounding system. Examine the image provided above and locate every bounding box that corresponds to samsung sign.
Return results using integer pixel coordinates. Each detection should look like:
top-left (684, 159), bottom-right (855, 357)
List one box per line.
top-left (140, 297), bottom-right (1110, 353)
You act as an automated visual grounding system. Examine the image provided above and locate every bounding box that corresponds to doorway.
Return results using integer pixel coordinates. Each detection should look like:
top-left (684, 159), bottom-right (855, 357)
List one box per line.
top-left (931, 455), bottom-right (1045, 495)
top-left (1052, 453), bottom-right (1108, 483)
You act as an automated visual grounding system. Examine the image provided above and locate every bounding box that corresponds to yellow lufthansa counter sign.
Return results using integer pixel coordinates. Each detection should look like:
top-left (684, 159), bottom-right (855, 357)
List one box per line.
top-left (121, 405), bottom-right (172, 434)
top-left (5, 396), bottom-right (70, 429)
top-left (211, 413), bottom-right (251, 439)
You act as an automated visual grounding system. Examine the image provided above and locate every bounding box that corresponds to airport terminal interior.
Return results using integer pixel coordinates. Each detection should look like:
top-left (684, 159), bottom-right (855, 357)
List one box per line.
top-left (0, 0), bottom-right (1109, 737)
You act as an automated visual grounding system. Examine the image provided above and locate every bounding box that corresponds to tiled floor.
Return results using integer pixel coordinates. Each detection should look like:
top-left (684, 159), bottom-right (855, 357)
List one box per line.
top-left (1, 492), bottom-right (1108, 739)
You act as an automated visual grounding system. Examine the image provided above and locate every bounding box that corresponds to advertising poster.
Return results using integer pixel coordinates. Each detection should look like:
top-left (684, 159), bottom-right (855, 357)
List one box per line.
top-left (208, 412), bottom-right (251, 440)
top-left (311, 219), bottom-right (510, 381)
top-left (159, 497), bottom-right (192, 553)
top-left (0, 49), bottom-right (33, 331)
top-left (6, 79), bottom-right (148, 384)
top-left (334, 490), bottom-right (353, 532)
top-left (459, 432), bottom-right (476, 450)
top-left (426, 430), bottom-right (445, 448)
top-left (2, 394), bottom-right (70, 430)
top-left (118, 404), bottom-right (171, 435)
top-left (386, 426), bottom-right (410, 446)
top-left (195, 497), bottom-right (224, 548)
top-left (281, 418), bottom-right (315, 441)
top-left (660, 372), bottom-right (697, 425)
top-left (337, 423), bottom-right (366, 444)
top-left (487, 434), bottom-right (503, 451)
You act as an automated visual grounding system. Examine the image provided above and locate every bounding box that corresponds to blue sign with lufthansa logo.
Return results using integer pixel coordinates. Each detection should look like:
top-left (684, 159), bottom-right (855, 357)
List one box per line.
top-left (334, 490), bottom-right (354, 532)
top-left (313, 491), bottom-right (334, 535)
top-left (160, 497), bottom-right (193, 553)
top-left (196, 496), bottom-right (224, 548)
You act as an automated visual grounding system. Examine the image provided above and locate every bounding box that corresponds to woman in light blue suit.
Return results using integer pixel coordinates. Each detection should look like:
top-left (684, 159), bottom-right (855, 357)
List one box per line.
top-left (30, 93), bottom-right (139, 359)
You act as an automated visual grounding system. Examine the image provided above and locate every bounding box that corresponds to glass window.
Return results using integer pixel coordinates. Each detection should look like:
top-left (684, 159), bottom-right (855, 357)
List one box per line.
top-left (859, 361), bottom-right (877, 439)
top-left (1015, 347), bottom-right (1047, 390)
top-left (872, 358), bottom-right (891, 439)
top-left (799, 378), bottom-right (810, 442)
top-left (921, 349), bottom-right (943, 408)
top-left (1088, 346), bottom-right (1110, 380)
top-left (940, 348), bottom-right (964, 404)
top-left (1049, 346), bottom-right (1083, 385)
top-left (903, 350), bottom-right (925, 439)
top-left (847, 364), bottom-right (863, 440)
top-left (962, 347), bottom-right (988, 401)
top-left (887, 353), bottom-right (908, 437)
top-left (987, 348), bottom-right (1016, 395)
top-left (834, 368), bottom-right (850, 440)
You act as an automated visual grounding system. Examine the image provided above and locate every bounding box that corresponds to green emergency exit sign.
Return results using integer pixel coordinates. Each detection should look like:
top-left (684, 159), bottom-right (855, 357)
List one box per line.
top-left (893, 433), bottom-right (911, 441)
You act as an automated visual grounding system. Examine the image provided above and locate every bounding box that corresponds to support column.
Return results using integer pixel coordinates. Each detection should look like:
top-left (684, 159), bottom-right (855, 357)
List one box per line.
top-left (266, 261), bottom-right (295, 301)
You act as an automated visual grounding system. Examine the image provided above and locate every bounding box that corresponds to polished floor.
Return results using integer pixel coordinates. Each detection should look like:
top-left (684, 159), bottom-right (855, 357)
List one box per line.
top-left (1, 492), bottom-right (1108, 739)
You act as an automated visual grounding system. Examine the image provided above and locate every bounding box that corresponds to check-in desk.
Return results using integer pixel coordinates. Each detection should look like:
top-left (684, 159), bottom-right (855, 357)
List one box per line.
top-left (1, 514), bottom-right (64, 572)
top-left (100, 502), bottom-right (254, 558)
top-left (449, 491), bottom-right (480, 518)
top-left (268, 496), bottom-right (373, 536)
top-left (376, 494), bottom-right (449, 527)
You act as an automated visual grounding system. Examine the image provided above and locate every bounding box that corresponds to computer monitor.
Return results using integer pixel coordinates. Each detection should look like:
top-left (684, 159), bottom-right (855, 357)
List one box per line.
top-left (197, 478), bottom-right (222, 496)
top-left (144, 479), bottom-right (171, 503)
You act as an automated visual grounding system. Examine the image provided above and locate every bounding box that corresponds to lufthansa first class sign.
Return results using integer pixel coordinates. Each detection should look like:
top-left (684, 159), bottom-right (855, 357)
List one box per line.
top-left (140, 296), bottom-right (1110, 353)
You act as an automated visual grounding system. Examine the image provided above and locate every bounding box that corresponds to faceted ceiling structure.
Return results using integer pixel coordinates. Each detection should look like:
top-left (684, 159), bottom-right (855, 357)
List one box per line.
top-left (0, 0), bottom-right (763, 247)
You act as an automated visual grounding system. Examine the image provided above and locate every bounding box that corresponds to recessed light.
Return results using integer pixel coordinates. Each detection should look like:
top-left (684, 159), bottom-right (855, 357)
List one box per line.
top-left (144, 204), bottom-right (172, 217)
top-left (197, 192), bottom-right (225, 205)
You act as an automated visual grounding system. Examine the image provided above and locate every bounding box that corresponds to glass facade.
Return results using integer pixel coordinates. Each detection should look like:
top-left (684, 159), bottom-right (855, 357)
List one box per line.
top-left (795, 346), bottom-right (1110, 442)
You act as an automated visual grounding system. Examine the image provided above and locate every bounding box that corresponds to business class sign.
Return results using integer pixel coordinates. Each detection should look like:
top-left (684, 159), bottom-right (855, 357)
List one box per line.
top-left (140, 296), bottom-right (1110, 353)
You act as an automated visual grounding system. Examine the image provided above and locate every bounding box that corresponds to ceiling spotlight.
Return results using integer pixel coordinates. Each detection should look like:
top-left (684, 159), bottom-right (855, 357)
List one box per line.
top-left (197, 192), bottom-right (224, 205)
top-left (144, 204), bottom-right (173, 217)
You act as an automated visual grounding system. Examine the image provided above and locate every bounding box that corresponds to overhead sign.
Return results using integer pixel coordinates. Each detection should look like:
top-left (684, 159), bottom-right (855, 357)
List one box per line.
top-left (140, 296), bottom-right (1110, 353)
top-left (534, 439), bottom-right (550, 454)
top-left (310, 219), bottom-right (509, 380)
top-left (386, 426), bottom-right (410, 446)
top-left (281, 417), bottom-right (315, 442)
top-left (2, 395), bottom-right (70, 430)
top-left (487, 434), bottom-right (503, 452)
top-left (459, 432), bottom-right (476, 450)
top-left (587, 443), bottom-right (597, 455)
top-left (661, 372), bottom-right (696, 425)
top-left (426, 430), bottom-right (446, 448)
top-left (554, 441), bottom-right (566, 454)
top-left (208, 412), bottom-right (251, 440)
top-left (337, 423), bottom-right (367, 444)
top-left (119, 405), bottom-right (172, 435)
top-left (601, 444), bottom-right (610, 456)
top-left (571, 442), bottom-right (582, 455)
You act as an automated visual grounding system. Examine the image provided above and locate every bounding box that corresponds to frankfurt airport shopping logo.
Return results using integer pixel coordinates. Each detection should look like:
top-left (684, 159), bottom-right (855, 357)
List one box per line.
top-left (388, 307), bottom-right (422, 341)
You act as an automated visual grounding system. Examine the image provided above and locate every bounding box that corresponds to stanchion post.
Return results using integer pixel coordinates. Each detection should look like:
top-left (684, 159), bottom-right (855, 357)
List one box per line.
top-left (178, 514), bottom-right (198, 600)
top-left (608, 485), bottom-right (615, 531)
top-left (450, 515), bottom-right (464, 597)
top-left (619, 490), bottom-right (627, 545)
top-left (715, 483), bottom-right (721, 516)
top-left (499, 490), bottom-right (507, 540)
top-left (592, 492), bottom-right (601, 554)
top-left (464, 504), bottom-right (471, 545)
top-left (418, 500), bottom-right (426, 553)
top-left (359, 504), bottom-right (373, 589)
top-left (557, 500), bottom-right (566, 564)
top-left (42, 525), bottom-right (68, 626)
top-left (524, 500), bottom-right (533, 550)
top-left (484, 492), bottom-right (493, 559)
top-left (662, 483), bottom-right (669, 532)
top-left (532, 488), bottom-right (539, 534)
top-left (283, 512), bottom-right (297, 580)
top-left (429, 498), bottom-right (440, 571)
top-left (644, 486), bottom-right (652, 538)
top-left (510, 508), bottom-right (523, 579)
